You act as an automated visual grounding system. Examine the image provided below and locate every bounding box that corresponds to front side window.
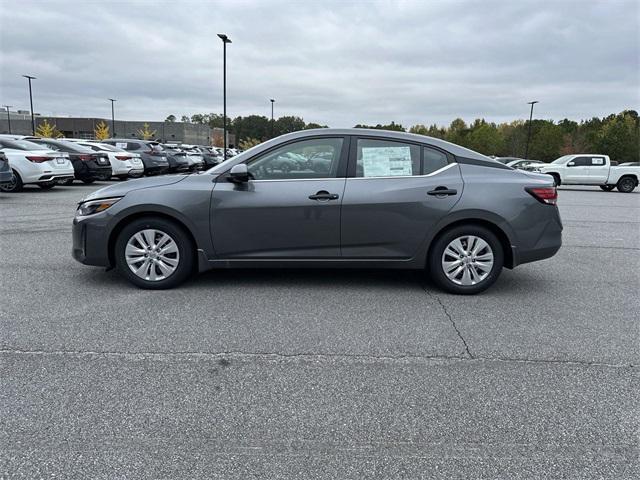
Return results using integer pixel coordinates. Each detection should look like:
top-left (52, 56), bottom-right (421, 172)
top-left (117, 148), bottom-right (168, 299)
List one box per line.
top-left (355, 139), bottom-right (420, 177)
top-left (570, 157), bottom-right (589, 167)
top-left (247, 138), bottom-right (343, 180)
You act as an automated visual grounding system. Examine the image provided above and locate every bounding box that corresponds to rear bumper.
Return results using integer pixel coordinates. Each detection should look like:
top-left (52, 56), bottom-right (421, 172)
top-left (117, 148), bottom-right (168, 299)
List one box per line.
top-left (512, 212), bottom-right (563, 267)
top-left (74, 162), bottom-right (113, 181)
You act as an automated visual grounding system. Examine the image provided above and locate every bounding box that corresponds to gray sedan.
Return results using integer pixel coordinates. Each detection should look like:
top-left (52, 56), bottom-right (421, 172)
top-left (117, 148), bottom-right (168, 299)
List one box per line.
top-left (72, 129), bottom-right (562, 294)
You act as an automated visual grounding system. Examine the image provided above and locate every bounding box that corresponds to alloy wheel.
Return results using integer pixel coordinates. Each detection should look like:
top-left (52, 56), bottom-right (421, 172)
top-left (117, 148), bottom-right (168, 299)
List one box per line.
top-left (441, 235), bottom-right (494, 286)
top-left (125, 229), bottom-right (180, 281)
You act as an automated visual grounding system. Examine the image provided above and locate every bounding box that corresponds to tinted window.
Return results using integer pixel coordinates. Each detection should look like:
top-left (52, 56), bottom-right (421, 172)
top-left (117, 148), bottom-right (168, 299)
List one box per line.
top-left (127, 142), bottom-right (141, 150)
top-left (355, 139), bottom-right (419, 177)
top-left (248, 138), bottom-right (343, 180)
top-left (570, 157), bottom-right (590, 166)
top-left (423, 147), bottom-right (449, 174)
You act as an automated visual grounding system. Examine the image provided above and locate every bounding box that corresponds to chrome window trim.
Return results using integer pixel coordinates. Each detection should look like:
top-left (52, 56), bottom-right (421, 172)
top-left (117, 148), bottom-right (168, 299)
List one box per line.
top-left (349, 162), bottom-right (457, 180)
top-left (247, 163), bottom-right (457, 182)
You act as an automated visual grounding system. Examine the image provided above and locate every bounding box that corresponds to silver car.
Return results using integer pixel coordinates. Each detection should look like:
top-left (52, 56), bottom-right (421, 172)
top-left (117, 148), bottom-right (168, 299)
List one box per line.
top-left (72, 129), bottom-right (562, 294)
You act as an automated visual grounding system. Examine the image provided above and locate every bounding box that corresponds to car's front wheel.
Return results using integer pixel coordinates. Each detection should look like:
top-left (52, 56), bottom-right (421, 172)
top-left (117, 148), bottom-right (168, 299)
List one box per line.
top-left (115, 217), bottom-right (195, 289)
top-left (428, 225), bottom-right (504, 295)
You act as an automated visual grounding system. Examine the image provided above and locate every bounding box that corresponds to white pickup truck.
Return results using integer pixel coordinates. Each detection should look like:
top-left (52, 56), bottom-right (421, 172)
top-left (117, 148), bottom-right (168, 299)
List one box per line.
top-left (538, 154), bottom-right (640, 193)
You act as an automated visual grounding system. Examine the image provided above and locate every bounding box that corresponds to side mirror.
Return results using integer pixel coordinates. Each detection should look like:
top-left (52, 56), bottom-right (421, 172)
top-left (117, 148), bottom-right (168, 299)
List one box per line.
top-left (567, 162), bottom-right (575, 166)
top-left (228, 163), bottom-right (249, 183)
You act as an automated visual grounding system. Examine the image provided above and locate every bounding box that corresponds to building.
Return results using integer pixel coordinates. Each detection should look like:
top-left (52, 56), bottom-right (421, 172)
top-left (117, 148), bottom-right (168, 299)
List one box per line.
top-left (0, 112), bottom-right (235, 146)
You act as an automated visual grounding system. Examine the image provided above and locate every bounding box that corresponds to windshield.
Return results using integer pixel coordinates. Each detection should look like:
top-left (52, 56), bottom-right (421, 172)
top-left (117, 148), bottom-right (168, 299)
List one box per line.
top-left (551, 155), bottom-right (572, 164)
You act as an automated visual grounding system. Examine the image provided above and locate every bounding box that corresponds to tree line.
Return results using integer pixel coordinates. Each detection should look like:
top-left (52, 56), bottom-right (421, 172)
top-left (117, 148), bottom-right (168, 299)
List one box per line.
top-left (168, 110), bottom-right (639, 162)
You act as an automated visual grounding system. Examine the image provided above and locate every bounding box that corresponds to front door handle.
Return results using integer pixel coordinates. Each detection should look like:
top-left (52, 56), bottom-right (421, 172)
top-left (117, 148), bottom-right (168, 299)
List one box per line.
top-left (309, 190), bottom-right (339, 201)
top-left (427, 187), bottom-right (457, 196)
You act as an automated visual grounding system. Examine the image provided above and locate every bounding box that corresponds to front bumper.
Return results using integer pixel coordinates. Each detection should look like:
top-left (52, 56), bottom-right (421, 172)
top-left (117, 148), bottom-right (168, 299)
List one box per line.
top-left (72, 214), bottom-right (111, 267)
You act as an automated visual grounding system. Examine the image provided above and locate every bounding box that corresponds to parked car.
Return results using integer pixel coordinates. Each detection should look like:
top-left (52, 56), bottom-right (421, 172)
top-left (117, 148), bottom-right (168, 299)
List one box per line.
top-left (101, 139), bottom-right (170, 175)
top-left (195, 146), bottom-right (223, 169)
top-left (538, 154), bottom-right (640, 192)
top-left (29, 138), bottom-right (112, 184)
top-left (64, 140), bottom-right (145, 180)
top-left (160, 145), bottom-right (191, 173)
top-left (0, 151), bottom-right (13, 187)
top-left (0, 138), bottom-right (74, 192)
top-left (493, 156), bottom-right (523, 164)
top-left (72, 128), bottom-right (562, 294)
top-left (179, 145), bottom-right (206, 171)
top-left (507, 159), bottom-right (546, 172)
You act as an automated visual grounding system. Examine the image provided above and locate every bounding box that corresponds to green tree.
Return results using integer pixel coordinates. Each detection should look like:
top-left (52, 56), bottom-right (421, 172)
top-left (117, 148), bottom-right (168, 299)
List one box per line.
top-left (528, 122), bottom-right (564, 161)
top-left (180, 115), bottom-right (190, 123)
top-left (594, 111), bottom-right (640, 163)
top-left (165, 114), bottom-right (176, 123)
top-left (466, 123), bottom-right (505, 156)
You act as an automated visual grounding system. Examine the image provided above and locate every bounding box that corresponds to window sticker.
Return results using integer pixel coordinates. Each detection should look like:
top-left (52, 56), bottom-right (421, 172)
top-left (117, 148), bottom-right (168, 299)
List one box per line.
top-left (592, 158), bottom-right (604, 165)
top-left (116, 142), bottom-right (127, 149)
top-left (361, 146), bottom-right (413, 177)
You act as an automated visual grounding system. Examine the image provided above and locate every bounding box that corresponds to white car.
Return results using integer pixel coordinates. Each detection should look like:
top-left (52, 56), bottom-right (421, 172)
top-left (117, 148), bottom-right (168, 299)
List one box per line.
top-left (538, 154), bottom-right (640, 193)
top-left (0, 138), bottom-right (74, 192)
top-left (179, 144), bottom-right (205, 171)
top-left (64, 139), bottom-right (144, 180)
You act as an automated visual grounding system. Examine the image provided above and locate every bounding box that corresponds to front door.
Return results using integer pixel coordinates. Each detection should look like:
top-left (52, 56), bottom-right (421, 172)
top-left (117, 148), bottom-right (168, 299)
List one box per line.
top-left (210, 137), bottom-right (348, 258)
top-left (340, 137), bottom-right (463, 258)
top-left (564, 156), bottom-right (591, 183)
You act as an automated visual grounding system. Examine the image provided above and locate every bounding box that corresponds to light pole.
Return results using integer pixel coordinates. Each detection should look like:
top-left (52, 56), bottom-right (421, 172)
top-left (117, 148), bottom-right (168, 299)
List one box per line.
top-left (270, 98), bottom-right (275, 138)
top-left (22, 75), bottom-right (36, 135)
top-left (108, 98), bottom-right (117, 137)
top-left (524, 100), bottom-right (539, 159)
top-left (217, 33), bottom-right (231, 160)
top-left (3, 105), bottom-right (12, 134)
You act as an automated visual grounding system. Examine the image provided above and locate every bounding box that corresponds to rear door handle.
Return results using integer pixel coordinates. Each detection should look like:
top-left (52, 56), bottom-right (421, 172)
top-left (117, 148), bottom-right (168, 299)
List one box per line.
top-left (427, 187), bottom-right (457, 196)
top-left (309, 191), bottom-right (339, 201)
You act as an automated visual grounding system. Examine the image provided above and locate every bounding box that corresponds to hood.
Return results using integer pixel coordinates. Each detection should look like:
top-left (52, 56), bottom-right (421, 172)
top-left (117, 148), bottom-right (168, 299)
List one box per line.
top-left (82, 174), bottom-right (189, 202)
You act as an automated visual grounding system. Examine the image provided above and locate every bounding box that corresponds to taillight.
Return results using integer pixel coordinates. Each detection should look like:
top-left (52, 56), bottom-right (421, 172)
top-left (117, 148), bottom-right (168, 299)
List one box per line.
top-left (78, 154), bottom-right (92, 161)
top-left (115, 155), bottom-right (131, 160)
top-left (526, 186), bottom-right (557, 205)
top-left (25, 156), bottom-right (51, 163)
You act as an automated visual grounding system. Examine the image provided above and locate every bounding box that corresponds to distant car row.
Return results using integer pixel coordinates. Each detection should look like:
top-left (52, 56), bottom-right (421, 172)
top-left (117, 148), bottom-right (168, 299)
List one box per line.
top-left (0, 134), bottom-right (240, 192)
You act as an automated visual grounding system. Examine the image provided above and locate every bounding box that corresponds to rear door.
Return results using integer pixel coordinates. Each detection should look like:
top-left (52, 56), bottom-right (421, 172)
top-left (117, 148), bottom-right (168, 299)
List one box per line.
top-left (340, 136), bottom-right (463, 259)
top-left (211, 136), bottom-right (348, 258)
top-left (587, 156), bottom-right (609, 183)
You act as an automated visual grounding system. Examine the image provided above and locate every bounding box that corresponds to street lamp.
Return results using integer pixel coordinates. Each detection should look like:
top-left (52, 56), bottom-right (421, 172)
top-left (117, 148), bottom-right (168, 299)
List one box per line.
top-left (2, 105), bottom-right (12, 134)
top-left (524, 100), bottom-right (539, 159)
top-left (108, 98), bottom-right (117, 137)
top-left (270, 98), bottom-right (275, 137)
top-left (217, 33), bottom-right (231, 161)
top-left (22, 75), bottom-right (36, 135)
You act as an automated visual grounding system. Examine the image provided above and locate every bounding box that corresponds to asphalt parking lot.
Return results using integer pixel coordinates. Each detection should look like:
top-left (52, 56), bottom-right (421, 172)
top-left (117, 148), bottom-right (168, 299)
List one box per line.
top-left (1, 182), bottom-right (638, 479)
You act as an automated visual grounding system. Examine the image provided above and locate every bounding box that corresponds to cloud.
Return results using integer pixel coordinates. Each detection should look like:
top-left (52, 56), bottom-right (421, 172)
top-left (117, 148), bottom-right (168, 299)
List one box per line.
top-left (1, 0), bottom-right (638, 127)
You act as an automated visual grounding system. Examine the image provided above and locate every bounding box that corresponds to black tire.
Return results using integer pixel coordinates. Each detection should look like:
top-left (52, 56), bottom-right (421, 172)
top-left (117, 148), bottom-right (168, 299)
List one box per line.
top-left (82, 179), bottom-right (95, 184)
top-left (0, 170), bottom-right (23, 192)
top-left (37, 181), bottom-right (56, 190)
top-left (550, 173), bottom-right (561, 187)
top-left (616, 176), bottom-right (636, 193)
top-left (117, 175), bottom-right (129, 181)
top-left (600, 185), bottom-right (615, 192)
top-left (114, 217), bottom-right (195, 289)
top-left (428, 224), bottom-right (504, 295)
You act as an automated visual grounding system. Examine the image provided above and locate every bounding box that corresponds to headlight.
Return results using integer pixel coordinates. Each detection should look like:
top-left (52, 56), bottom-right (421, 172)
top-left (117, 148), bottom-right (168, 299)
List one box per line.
top-left (77, 197), bottom-right (121, 216)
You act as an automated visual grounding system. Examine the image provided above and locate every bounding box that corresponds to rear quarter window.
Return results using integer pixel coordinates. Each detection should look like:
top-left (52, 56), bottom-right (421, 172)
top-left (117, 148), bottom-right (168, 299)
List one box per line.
top-left (423, 147), bottom-right (449, 175)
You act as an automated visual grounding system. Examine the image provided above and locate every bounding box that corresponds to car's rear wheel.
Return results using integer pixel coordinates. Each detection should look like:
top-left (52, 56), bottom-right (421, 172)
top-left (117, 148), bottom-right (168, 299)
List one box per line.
top-left (428, 225), bottom-right (504, 295)
top-left (38, 181), bottom-right (56, 190)
top-left (616, 176), bottom-right (636, 193)
top-left (115, 217), bottom-right (195, 289)
top-left (0, 170), bottom-right (23, 192)
top-left (600, 185), bottom-right (615, 191)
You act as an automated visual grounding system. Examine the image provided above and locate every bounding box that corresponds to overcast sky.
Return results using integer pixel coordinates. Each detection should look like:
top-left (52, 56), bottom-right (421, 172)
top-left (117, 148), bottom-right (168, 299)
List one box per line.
top-left (1, 0), bottom-right (638, 127)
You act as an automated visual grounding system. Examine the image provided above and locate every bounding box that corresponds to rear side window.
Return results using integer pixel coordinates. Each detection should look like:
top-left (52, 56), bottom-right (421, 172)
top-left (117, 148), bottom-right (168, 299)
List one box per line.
top-left (355, 139), bottom-right (420, 177)
top-left (590, 157), bottom-right (605, 166)
top-left (127, 142), bottom-right (141, 150)
top-left (423, 147), bottom-right (449, 175)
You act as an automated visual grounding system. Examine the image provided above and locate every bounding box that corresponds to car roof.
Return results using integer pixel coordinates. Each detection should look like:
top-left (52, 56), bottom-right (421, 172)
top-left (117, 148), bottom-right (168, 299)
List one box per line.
top-left (266, 128), bottom-right (495, 162)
